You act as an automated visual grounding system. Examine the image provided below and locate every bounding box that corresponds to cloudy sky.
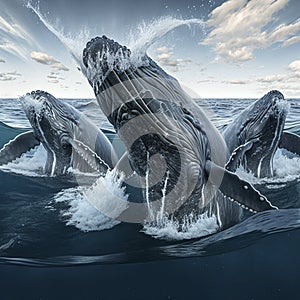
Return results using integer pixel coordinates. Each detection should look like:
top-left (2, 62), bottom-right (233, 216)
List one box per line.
top-left (0, 0), bottom-right (300, 99)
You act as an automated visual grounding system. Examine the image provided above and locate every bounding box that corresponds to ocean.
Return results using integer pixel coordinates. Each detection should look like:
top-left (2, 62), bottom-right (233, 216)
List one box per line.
top-left (0, 97), bottom-right (300, 299)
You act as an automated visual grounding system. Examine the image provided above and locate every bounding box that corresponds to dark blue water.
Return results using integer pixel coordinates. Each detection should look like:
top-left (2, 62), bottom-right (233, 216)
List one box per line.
top-left (0, 98), bottom-right (300, 299)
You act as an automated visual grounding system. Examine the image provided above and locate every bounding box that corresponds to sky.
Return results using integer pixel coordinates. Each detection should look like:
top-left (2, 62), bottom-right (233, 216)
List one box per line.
top-left (0, 0), bottom-right (300, 99)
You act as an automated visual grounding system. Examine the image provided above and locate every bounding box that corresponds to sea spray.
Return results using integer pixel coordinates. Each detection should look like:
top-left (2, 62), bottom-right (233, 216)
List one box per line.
top-left (26, 2), bottom-right (90, 69)
top-left (54, 186), bottom-right (120, 232)
top-left (142, 212), bottom-right (219, 240)
top-left (26, 3), bottom-right (205, 70)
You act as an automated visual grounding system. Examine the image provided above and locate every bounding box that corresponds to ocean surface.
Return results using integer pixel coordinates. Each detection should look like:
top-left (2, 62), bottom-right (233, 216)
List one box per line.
top-left (0, 97), bottom-right (300, 299)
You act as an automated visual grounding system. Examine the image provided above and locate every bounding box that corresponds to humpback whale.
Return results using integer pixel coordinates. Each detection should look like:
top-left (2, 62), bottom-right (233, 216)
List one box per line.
top-left (0, 90), bottom-right (117, 176)
top-left (81, 36), bottom-right (277, 226)
top-left (223, 90), bottom-right (300, 178)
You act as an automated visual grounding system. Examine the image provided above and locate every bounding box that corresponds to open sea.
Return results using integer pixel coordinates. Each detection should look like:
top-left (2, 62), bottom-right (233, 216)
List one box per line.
top-left (0, 97), bottom-right (300, 299)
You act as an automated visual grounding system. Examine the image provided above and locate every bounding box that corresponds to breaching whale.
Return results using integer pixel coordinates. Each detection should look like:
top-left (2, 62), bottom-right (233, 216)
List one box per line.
top-left (81, 36), bottom-right (277, 226)
top-left (223, 90), bottom-right (300, 178)
top-left (0, 90), bottom-right (117, 176)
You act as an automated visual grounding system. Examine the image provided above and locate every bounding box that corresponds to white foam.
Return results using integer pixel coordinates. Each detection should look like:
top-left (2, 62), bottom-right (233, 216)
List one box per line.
top-left (142, 213), bottom-right (219, 240)
top-left (236, 148), bottom-right (300, 186)
top-left (273, 148), bottom-right (300, 179)
top-left (54, 187), bottom-right (120, 232)
top-left (83, 169), bottom-right (129, 220)
top-left (19, 94), bottom-right (44, 117)
top-left (276, 98), bottom-right (290, 115)
top-left (0, 145), bottom-right (47, 177)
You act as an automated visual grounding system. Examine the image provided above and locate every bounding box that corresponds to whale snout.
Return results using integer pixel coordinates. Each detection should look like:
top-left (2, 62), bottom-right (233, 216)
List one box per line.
top-left (267, 90), bottom-right (285, 103)
top-left (19, 90), bottom-right (57, 126)
top-left (260, 90), bottom-right (289, 116)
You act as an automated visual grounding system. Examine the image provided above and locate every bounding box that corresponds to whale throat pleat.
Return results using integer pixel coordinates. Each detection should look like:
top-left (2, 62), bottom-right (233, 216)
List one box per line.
top-left (69, 139), bottom-right (110, 174)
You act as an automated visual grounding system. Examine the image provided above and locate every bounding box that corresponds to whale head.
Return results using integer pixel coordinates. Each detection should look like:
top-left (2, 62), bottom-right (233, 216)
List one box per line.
top-left (19, 90), bottom-right (78, 175)
top-left (225, 90), bottom-right (289, 178)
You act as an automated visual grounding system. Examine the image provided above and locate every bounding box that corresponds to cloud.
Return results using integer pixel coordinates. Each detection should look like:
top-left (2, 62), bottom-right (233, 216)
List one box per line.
top-left (222, 79), bottom-right (252, 85)
top-left (197, 79), bottom-right (217, 84)
top-left (0, 70), bottom-right (21, 81)
top-left (252, 60), bottom-right (300, 96)
top-left (0, 59), bottom-right (5, 63)
top-left (288, 60), bottom-right (300, 72)
top-left (202, 0), bottom-right (300, 62)
top-left (30, 51), bottom-right (59, 65)
top-left (282, 36), bottom-right (300, 47)
top-left (47, 71), bottom-right (66, 83)
top-left (0, 15), bottom-right (35, 59)
top-left (157, 46), bottom-right (171, 53)
top-left (0, 16), bottom-right (31, 40)
top-left (30, 51), bottom-right (69, 71)
top-left (256, 74), bottom-right (287, 83)
top-left (157, 52), bottom-right (172, 60)
top-left (51, 62), bottom-right (69, 71)
top-left (48, 79), bottom-right (59, 84)
top-left (156, 46), bottom-right (192, 70)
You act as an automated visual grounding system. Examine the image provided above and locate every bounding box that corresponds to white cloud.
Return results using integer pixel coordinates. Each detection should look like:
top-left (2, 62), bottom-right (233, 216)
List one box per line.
top-left (252, 60), bottom-right (300, 96)
top-left (222, 79), bottom-right (252, 85)
top-left (203, 0), bottom-right (300, 62)
top-left (30, 51), bottom-right (69, 71)
top-left (51, 62), bottom-right (69, 71)
top-left (157, 46), bottom-right (171, 53)
top-left (47, 71), bottom-right (66, 84)
top-left (0, 16), bottom-right (31, 40)
top-left (48, 79), bottom-right (59, 84)
top-left (0, 70), bottom-right (21, 81)
top-left (282, 36), bottom-right (300, 47)
top-left (0, 15), bottom-right (35, 59)
top-left (30, 51), bottom-right (59, 65)
top-left (157, 52), bottom-right (172, 60)
top-left (0, 59), bottom-right (5, 63)
top-left (156, 46), bottom-right (192, 70)
top-left (256, 74), bottom-right (287, 83)
top-left (288, 60), bottom-right (300, 72)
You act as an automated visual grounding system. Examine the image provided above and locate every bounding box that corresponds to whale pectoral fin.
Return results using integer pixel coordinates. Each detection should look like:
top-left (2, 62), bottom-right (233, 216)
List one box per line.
top-left (226, 141), bottom-right (254, 172)
top-left (279, 131), bottom-right (300, 156)
top-left (0, 131), bottom-right (40, 166)
top-left (69, 139), bottom-right (110, 174)
top-left (205, 161), bottom-right (278, 213)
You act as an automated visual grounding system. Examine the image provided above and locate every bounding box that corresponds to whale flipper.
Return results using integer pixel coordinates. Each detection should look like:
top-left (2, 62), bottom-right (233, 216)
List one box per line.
top-left (206, 161), bottom-right (277, 213)
top-left (279, 131), bottom-right (300, 156)
top-left (0, 131), bottom-right (40, 166)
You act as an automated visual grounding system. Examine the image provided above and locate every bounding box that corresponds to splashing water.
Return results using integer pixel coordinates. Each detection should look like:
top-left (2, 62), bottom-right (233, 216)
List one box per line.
top-left (236, 148), bottom-right (300, 187)
top-left (26, 2), bottom-right (205, 70)
top-left (82, 169), bottom-right (129, 221)
top-left (54, 186), bottom-right (120, 232)
top-left (0, 145), bottom-right (46, 176)
top-left (143, 212), bottom-right (219, 240)
top-left (128, 16), bottom-right (206, 62)
top-left (26, 2), bottom-right (90, 69)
